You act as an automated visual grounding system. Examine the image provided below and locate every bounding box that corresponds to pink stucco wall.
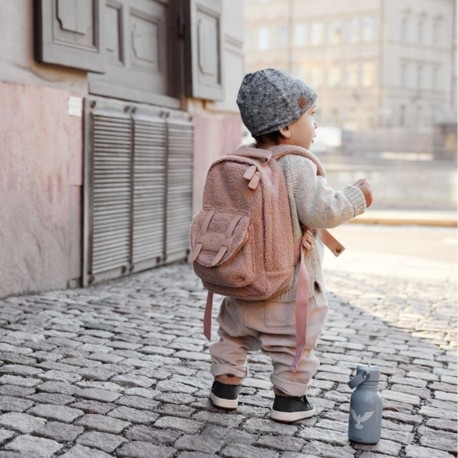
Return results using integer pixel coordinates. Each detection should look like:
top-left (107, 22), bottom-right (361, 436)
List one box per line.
top-left (192, 114), bottom-right (242, 214)
top-left (0, 82), bottom-right (82, 297)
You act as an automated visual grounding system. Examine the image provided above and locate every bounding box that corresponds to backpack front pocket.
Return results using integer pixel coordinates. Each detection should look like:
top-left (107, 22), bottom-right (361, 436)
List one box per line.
top-left (190, 209), bottom-right (255, 288)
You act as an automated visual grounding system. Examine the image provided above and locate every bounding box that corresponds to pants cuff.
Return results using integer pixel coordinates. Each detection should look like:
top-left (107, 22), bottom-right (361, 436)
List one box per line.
top-left (211, 363), bottom-right (248, 379)
top-left (271, 374), bottom-right (310, 397)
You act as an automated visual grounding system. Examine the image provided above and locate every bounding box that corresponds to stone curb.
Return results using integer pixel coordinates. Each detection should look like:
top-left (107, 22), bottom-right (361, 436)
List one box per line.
top-left (351, 211), bottom-right (457, 227)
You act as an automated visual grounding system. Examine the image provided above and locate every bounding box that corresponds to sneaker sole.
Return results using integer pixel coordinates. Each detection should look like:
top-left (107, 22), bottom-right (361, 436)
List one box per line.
top-left (210, 392), bottom-right (238, 410)
top-left (270, 406), bottom-right (316, 423)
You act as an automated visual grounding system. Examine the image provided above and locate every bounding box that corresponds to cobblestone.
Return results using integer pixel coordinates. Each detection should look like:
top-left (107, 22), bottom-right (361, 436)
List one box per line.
top-left (60, 444), bottom-right (113, 458)
top-left (0, 412), bottom-right (46, 433)
top-left (74, 414), bottom-right (130, 434)
top-left (0, 225), bottom-right (456, 457)
top-left (76, 431), bottom-right (127, 453)
top-left (26, 404), bottom-right (84, 423)
top-left (3, 434), bottom-right (62, 457)
top-left (116, 441), bottom-right (176, 458)
top-left (34, 421), bottom-right (85, 442)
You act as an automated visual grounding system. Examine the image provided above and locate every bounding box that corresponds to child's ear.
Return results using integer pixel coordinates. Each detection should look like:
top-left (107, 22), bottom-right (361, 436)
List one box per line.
top-left (279, 126), bottom-right (291, 138)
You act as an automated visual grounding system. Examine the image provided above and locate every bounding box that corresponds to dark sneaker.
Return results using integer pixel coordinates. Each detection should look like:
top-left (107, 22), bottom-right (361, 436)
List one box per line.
top-left (210, 381), bottom-right (242, 410)
top-left (271, 395), bottom-right (316, 423)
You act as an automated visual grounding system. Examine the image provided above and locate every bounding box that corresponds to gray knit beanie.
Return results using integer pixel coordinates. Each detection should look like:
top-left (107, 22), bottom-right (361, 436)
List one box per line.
top-left (236, 68), bottom-right (317, 138)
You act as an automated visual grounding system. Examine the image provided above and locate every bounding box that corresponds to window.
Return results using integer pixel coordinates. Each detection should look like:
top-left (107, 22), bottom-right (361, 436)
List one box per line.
top-left (431, 104), bottom-right (440, 123)
top-left (329, 21), bottom-right (342, 44)
top-left (416, 64), bottom-right (423, 89)
top-left (294, 23), bottom-right (308, 47)
top-left (330, 108), bottom-right (340, 127)
top-left (329, 108), bottom-right (340, 127)
top-left (345, 64), bottom-right (358, 87)
top-left (417, 15), bottom-right (426, 44)
top-left (399, 104), bottom-right (407, 127)
top-left (311, 67), bottom-right (323, 87)
top-left (328, 65), bottom-right (341, 87)
top-left (432, 17), bottom-right (442, 46)
top-left (346, 18), bottom-right (359, 43)
top-left (277, 25), bottom-right (288, 49)
top-left (400, 16), bottom-right (409, 42)
top-left (296, 64), bottom-right (307, 82)
top-left (415, 105), bottom-right (422, 127)
top-left (432, 66), bottom-right (439, 89)
top-left (360, 108), bottom-right (374, 128)
top-left (345, 108), bottom-right (358, 130)
top-left (244, 30), bottom-right (252, 51)
top-left (311, 22), bottom-right (324, 46)
top-left (400, 61), bottom-right (408, 88)
top-left (362, 16), bottom-right (376, 42)
top-left (361, 63), bottom-right (375, 87)
top-left (259, 27), bottom-right (271, 50)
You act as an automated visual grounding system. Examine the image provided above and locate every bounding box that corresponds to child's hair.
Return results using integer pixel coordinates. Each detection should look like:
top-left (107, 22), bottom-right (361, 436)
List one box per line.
top-left (254, 131), bottom-right (282, 147)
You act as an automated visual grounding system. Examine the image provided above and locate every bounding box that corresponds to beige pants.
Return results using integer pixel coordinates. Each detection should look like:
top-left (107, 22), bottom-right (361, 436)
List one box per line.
top-left (210, 289), bottom-right (329, 396)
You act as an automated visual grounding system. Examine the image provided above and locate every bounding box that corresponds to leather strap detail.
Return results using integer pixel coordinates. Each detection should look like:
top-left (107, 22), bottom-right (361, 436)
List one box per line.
top-left (225, 214), bottom-right (243, 238)
top-left (192, 213), bottom-right (243, 267)
top-left (248, 172), bottom-right (261, 190)
top-left (243, 165), bottom-right (257, 181)
top-left (191, 210), bottom-right (215, 262)
top-left (319, 229), bottom-right (345, 257)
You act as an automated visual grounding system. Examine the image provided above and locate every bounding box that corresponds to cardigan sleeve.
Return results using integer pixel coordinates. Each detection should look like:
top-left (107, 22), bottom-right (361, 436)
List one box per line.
top-left (287, 155), bottom-right (366, 229)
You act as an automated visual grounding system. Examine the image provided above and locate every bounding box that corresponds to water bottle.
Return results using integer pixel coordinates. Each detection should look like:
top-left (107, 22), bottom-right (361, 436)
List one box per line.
top-left (347, 364), bottom-right (383, 444)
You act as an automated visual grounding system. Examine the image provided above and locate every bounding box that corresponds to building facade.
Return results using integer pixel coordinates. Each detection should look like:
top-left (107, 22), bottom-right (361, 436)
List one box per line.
top-left (244, 0), bottom-right (456, 155)
top-left (0, 0), bottom-right (245, 298)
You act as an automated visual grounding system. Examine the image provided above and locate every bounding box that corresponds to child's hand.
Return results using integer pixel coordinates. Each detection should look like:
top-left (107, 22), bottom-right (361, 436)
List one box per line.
top-left (302, 229), bottom-right (314, 250)
top-left (354, 178), bottom-right (373, 208)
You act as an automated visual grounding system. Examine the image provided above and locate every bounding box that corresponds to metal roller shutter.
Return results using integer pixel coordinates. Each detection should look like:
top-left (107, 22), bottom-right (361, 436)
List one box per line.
top-left (83, 97), bottom-right (193, 286)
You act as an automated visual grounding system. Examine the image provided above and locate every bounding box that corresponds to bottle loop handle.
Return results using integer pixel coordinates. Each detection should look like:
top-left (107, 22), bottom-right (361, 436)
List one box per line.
top-left (348, 370), bottom-right (370, 389)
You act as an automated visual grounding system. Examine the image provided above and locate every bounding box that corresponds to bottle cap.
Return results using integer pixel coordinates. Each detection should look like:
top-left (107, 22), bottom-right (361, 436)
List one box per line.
top-left (356, 364), bottom-right (380, 382)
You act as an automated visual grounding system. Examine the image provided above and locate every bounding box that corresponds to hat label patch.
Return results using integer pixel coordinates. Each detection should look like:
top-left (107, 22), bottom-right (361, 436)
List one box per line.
top-left (298, 96), bottom-right (307, 108)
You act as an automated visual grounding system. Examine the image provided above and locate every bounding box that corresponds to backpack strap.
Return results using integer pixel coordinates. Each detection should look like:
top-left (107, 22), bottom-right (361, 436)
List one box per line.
top-left (203, 290), bottom-right (214, 340)
top-left (289, 229), bottom-right (344, 371)
top-left (290, 234), bottom-right (311, 371)
top-left (230, 148), bottom-right (272, 162)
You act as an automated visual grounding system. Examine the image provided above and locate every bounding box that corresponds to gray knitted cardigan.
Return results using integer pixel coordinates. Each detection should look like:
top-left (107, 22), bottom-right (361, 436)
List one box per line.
top-left (269, 144), bottom-right (367, 302)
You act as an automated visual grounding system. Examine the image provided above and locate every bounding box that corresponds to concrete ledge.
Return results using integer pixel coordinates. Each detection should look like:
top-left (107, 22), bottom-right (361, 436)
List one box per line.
top-left (351, 210), bottom-right (457, 227)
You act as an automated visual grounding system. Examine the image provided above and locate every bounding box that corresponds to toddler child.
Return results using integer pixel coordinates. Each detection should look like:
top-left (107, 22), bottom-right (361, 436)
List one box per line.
top-left (208, 68), bottom-right (373, 423)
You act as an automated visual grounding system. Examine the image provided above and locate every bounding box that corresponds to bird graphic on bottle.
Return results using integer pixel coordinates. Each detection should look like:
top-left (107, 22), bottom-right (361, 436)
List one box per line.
top-left (351, 409), bottom-right (374, 429)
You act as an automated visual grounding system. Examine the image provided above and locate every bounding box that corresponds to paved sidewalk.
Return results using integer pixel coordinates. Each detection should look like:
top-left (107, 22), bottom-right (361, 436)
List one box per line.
top-left (0, 237), bottom-right (456, 456)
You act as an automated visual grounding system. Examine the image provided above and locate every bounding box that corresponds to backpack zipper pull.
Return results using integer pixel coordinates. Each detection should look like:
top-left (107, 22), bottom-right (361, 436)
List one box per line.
top-left (243, 165), bottom-right (256, 181)
top-left (248, 171), bottom-right (261, 189)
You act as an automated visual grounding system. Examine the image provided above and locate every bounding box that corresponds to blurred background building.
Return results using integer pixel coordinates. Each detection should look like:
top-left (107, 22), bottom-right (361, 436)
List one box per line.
top-left (244, 0), bottom-right (457, 160)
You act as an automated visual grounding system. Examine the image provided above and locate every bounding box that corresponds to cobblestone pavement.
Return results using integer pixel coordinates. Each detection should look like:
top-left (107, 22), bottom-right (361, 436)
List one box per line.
top-left (0, 228), bottom-right (456, 457)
